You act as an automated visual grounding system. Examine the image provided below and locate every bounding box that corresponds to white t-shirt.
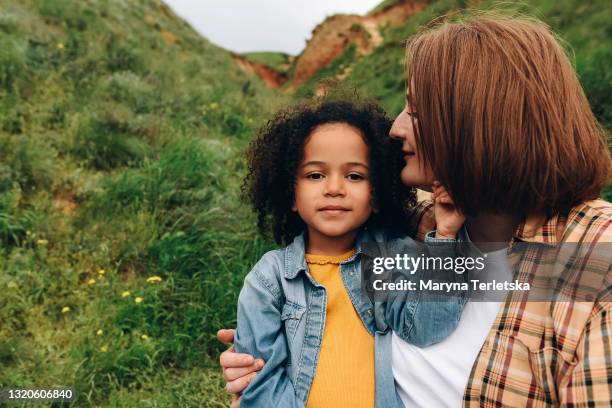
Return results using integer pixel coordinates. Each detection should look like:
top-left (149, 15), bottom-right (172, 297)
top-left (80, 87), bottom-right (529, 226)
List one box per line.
top-left (392, 231), bottom-right (512, 407)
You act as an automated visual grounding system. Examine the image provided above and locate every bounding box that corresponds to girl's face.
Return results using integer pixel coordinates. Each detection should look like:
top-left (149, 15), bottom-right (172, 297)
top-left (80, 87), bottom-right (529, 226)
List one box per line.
top-left (390, 103), bottom-right (435, 190)
top-left (292, 123), bottom-right (373, 247)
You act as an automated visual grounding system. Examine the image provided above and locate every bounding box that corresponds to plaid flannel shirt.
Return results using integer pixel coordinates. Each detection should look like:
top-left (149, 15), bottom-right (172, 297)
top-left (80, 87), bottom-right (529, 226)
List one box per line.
top-left (408, 199), bottom-right (612, 407)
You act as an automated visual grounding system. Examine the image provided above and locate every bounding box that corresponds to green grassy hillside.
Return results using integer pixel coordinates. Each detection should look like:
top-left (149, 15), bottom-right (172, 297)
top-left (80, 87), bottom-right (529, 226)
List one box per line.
top-left (0, 0), bottom-right (610, 406)
top-left (0, 0), bottom-right (286, 406)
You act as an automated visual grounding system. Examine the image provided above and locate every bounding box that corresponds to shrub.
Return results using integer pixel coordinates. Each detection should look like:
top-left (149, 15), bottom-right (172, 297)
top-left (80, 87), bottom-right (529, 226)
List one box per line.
top-left (72, 108), bottom-right (149, 170)
top-left (0, 37), bottom-right (27, 92)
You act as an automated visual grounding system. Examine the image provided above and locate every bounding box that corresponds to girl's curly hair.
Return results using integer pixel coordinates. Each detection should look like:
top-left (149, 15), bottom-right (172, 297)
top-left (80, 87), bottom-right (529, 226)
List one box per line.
top-left (242, 93), bottom-right (417, 245)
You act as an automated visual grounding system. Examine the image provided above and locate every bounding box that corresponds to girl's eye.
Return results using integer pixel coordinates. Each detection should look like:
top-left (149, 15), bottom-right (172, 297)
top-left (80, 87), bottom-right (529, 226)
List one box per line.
top-left (306, 172), bottom-right (324, 180)
top-left (347, 173), bottom-right (365, 181)
top-left (406, 111), bottom-right (418, 119)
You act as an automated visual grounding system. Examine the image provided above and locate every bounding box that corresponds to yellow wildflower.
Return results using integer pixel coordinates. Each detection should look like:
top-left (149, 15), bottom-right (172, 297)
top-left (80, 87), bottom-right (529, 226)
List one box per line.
top-left (141, 334), bottom-right (149, 340)
top-left (37, 239), bottom-right (48, 245)
top-left (100, 345), bottom-right (108, 352)
top-left (87, 278), bottom-right (96, 285)
top-left (134, 297), bottom-right (143, 304)
top-left (98, 269), bottom-right (105, 275)
top-left (61, 306), bottom-right (70, 313)
top-left (146, 276), bottom-right (162, 283)
top-left (121, 291), bottom-right (130, 298)
top-left (57, 43), bottom-right (65, 49)
top-left (96, 329), bottom-right (103, 336)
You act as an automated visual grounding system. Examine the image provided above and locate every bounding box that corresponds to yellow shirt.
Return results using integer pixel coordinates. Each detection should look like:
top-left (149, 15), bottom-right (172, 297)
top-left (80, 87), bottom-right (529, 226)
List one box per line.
top-left (305, 250), bottom-right (375, 408)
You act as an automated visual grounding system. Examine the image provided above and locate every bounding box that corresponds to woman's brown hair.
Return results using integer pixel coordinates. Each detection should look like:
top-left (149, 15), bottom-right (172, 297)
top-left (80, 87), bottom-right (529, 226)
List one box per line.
top-left (406, 15), bottom-right (611, 216)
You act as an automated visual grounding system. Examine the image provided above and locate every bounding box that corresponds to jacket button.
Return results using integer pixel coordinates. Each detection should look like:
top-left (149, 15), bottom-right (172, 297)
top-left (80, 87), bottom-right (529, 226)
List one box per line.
top-left (366, 309), bottom-right (373, 316)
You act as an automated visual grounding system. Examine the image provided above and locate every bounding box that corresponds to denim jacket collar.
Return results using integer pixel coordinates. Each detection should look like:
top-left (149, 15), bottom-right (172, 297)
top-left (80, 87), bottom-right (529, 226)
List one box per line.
top-left (283, 229), bottom-right (371, 280)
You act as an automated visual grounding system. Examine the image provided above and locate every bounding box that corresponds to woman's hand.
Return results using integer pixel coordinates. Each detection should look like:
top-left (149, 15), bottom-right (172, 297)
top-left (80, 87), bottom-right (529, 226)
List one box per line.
top-left (431, 181), bottom-right (465, 239)
top-left (217, 329), bottom-right (265, 408)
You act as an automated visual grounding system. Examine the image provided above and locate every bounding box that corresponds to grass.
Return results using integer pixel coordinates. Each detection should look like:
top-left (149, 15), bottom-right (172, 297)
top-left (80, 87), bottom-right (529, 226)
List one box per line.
top-left (0, 0), bottom-right (285, 406)
top-left (242, 51), bottom-right (293, 73)
top-left (0, 0), bottom-right (609, 406)
top-left (368, 0), bottom-right (403, 15)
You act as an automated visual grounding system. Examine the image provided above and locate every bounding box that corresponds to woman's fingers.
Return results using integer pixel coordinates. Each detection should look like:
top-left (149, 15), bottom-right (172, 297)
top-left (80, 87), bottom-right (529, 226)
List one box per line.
top-left (225, 372), bottom-right (257, 394)
top-left (217, 328), bottom-right (236, 344)
top-left (431, 182), bottom-right (441, 198)
top-left (436, 193), bottom-right (453, 204)
top-left (224, 360), bottom-right (264, 381)
top-left (218, 328), bottom-right (256, 370)
top-left (220, 346), bottom-right (255, 369)
top-left (230, 395), bottom-right (241, 408)
top-left (432, 182), bottom-right (455, 205)
top-left (217, 328), bottom-right (263, 397)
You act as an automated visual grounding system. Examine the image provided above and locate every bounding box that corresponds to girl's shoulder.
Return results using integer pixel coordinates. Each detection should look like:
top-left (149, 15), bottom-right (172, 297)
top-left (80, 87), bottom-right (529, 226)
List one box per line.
top-left (244, 237), bottom-right (308, 297)
top-left (249, 247), bottom-right (286, 277)
top-left (360, 227), bottom-right (421, 257)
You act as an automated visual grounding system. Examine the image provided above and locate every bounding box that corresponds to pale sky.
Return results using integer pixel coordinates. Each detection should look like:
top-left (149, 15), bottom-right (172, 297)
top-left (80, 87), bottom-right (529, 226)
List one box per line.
top-left (163, 0), bottom-right (383, 55)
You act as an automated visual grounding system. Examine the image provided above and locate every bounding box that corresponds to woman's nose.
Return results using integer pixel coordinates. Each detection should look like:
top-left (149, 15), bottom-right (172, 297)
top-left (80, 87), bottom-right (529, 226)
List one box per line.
top-left (389, 114), bottom-right (407, 141)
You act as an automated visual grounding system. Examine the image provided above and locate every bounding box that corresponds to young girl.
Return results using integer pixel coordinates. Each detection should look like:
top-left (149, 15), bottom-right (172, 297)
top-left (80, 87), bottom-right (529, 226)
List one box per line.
top-left (235, 96), bottom-right (465, 407)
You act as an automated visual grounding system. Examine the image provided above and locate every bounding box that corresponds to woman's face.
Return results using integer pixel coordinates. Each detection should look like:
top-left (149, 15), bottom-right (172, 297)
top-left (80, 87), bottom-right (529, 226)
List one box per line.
top-left (389, 103), bottom-right (435, 190)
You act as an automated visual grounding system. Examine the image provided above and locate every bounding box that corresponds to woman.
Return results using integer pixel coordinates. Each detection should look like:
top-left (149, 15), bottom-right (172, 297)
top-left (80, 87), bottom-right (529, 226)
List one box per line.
top-left (219, 15), bottom-right (611, 407)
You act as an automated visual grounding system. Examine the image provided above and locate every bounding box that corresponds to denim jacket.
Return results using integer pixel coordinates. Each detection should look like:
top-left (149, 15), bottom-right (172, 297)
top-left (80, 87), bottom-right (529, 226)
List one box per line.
top-left (235, 228), bottom-right (467, 407)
